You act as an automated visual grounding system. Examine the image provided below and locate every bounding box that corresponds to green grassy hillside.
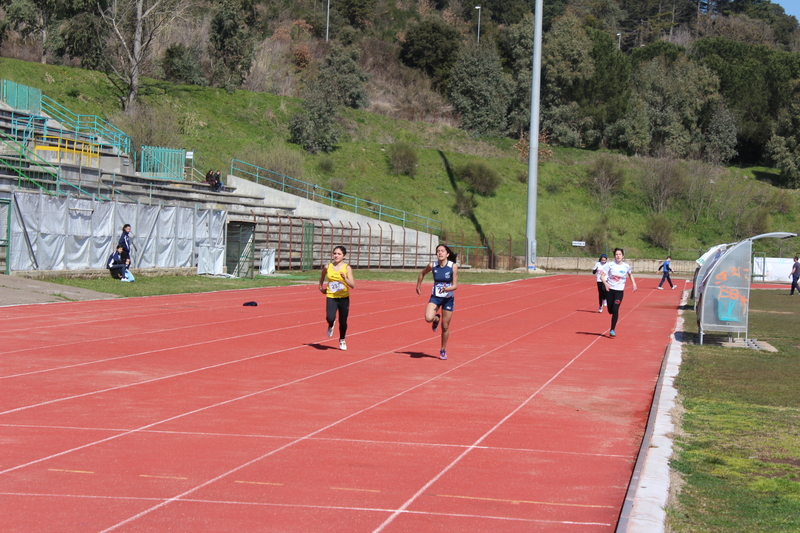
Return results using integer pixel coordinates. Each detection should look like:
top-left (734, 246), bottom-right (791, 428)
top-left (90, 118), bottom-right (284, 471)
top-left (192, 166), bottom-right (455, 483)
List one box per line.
top-left (2, 57), bottom-right (798, 260)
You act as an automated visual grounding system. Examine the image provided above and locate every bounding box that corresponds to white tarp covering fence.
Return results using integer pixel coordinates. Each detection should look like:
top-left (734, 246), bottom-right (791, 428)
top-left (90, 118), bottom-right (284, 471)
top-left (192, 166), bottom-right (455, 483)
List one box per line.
top-left (10, 191), bottom-right (226, 271)
top-left (752, 257), bottom-right (796, 282)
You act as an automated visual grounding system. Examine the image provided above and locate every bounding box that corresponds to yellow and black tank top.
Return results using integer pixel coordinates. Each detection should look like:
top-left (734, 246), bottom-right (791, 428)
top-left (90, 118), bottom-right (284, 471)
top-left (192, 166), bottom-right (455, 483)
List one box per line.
top-left (326, 263), bottom-right (350, 298)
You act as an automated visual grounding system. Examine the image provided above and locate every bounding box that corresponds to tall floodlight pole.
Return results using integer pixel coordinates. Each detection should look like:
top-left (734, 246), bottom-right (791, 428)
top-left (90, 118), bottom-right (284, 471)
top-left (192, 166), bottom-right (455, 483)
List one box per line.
top-left (526, 0), bottom-right (544, 270)
top-left (326, 0), bottom-right (331, 42)
top-left (475, 6), bottom-right (481, 44)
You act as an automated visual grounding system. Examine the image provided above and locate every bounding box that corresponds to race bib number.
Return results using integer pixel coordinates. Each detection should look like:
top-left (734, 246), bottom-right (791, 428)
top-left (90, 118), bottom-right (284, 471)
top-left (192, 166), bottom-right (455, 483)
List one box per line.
top-left (328, 281), bottom-right (345, 293)
top-left (434, 283), bottom-right (452, 298)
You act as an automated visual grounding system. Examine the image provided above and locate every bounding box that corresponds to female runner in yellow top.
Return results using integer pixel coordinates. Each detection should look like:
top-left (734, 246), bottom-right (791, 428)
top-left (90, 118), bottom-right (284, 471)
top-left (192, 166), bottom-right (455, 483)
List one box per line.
top-left (319, 245), bottom-right (356, 350)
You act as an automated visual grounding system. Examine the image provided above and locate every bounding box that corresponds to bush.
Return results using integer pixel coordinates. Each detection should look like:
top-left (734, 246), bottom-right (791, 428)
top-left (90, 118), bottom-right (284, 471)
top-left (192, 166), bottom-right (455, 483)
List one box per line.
top-left (387, 142), bottom-right (418, 177)
top-left (454, 189), bottom-right (477, 217)
top-left (289, 89), bottom-right (340, 154)
top-left (318, 157), bottom-right (335, 174)
top-left (162, 43), bottom-right (207, 86)
top-left (644, 213), bottom-right (673, 250)
top-left (588, 154), bottom-right (624, 211)
top-left (458, 161), bottom-right (501, 197)
top-left (585, 215), bottom-right (610, 256)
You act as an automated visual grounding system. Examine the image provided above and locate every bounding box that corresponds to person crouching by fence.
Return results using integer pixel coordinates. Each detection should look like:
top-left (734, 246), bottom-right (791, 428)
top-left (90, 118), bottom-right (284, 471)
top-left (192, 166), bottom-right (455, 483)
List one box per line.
top-left (108, 244), bottom-right (134, 282)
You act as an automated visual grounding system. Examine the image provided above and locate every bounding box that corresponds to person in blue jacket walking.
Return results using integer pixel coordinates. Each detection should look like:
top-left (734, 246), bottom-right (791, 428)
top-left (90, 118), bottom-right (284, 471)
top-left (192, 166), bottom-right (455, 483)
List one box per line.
top-left (657, 256), bottom-right (675, 290)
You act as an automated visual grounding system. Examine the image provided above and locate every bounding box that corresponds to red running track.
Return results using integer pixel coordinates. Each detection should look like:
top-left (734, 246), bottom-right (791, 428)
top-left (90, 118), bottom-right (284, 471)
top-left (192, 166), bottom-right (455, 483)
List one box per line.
top-left (0, 274), bottom-right (682, 532)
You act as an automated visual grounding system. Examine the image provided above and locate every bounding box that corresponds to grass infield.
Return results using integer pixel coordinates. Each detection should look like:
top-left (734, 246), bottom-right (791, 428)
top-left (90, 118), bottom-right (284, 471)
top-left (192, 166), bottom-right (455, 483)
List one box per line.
top-left (47, 270), bottom-right (537, 297)
top-left (670, 289), bottom-right (800, 532)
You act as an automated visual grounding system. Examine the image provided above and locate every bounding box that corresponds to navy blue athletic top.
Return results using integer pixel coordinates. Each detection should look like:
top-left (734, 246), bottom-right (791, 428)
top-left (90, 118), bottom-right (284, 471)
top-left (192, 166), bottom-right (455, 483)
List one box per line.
top-left (431, 260), bottom-right (455, 298)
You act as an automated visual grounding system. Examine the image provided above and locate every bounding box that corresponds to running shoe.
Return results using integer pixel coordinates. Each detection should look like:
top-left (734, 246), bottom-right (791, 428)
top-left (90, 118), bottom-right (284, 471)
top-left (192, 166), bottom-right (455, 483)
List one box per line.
top-left (439, 349), bottom-right (447, 360)
top-left (609, 330), bottom-right (616, 337)
top-left (432, 314), bottom-right (441, 332)
top-left (598, 307), bottom-right (603, 313)
top-left (657, 286), bottom-right (663, 290)
top-left (339, 339), bottom-right (347, 351)
top-left (672, 285), bottom-right (676, 289)
top-left (327, 322), bottom-right (334, 337)
top-left (603, 300), bottom-right (607, 306)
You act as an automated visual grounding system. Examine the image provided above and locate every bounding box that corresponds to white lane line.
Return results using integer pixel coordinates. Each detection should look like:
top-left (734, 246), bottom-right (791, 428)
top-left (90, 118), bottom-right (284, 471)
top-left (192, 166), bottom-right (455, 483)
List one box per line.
top-left (371, 280), bottom-right (665, 532)
top-left (0, 423), bottom-right (631, 458)
top-left (95, 302), bottom-right (594, 532)
top-left (0, 491), bottom-right (611, 527)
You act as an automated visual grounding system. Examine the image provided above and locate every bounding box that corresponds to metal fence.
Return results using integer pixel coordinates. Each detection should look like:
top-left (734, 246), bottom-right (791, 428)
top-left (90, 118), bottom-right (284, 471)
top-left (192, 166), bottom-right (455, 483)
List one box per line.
top-left (140, 145), bottom-right (186, 180)
top-left (0, 80), bottom-right (42, 115)
top-left (261, 218), bottom-right (437, 271)
top-left (0, 199), bottom-right (9, 274)
top-left (231, 159), bottom-right (442, 235)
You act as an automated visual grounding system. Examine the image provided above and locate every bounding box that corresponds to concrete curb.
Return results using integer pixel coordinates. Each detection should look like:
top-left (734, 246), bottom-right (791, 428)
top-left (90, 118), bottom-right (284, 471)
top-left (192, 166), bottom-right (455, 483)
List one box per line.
top-left (623, 290), bottom-right (686, 532)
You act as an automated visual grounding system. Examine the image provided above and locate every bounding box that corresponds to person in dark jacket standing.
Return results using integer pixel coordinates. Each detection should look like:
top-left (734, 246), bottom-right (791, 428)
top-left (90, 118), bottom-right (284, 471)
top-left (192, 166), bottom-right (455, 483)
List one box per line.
top-left (790, 256), bottom-right (800, 295)
top-left (118, 224), bottom-right (133, 264)
top-left (657, 256), bottom-right (675, 290)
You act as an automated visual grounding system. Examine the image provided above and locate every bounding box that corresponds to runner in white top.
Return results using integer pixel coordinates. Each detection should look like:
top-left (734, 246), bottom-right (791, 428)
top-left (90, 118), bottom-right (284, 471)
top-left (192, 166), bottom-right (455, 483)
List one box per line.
top-left (600, 248), bottom-right (637, 338)
top-left (592, 254), bottom-right (608, 312)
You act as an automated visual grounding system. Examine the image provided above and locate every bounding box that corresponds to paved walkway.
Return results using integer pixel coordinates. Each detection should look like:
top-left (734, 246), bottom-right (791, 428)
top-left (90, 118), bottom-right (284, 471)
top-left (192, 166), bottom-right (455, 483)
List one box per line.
top-left (0, 274), bottom-right (118, 307)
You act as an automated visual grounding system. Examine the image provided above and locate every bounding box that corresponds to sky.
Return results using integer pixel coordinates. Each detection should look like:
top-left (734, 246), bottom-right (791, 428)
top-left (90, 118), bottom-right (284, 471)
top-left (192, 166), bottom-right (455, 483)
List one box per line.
top-left (777, 0), bottom-right (800, 21)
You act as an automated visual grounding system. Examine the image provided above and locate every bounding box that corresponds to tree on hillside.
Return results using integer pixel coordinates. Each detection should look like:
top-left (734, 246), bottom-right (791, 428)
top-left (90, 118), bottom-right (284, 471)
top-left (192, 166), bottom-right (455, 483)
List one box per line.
top-left (57, 10), bottom-right (109, 71)
top-left (210, 0), bottom-right (255, 92)
top-left (575, 28), bottom-right (632, 147)
top-left (618, 54), bottom-right (721, 158)
top-left (289, 81), bottom-right (341, 154)
top-left (448, 43), bottom-right (510, 136)
top-left (691, 37), bottom-right (800, 161)
top-left (99, 0), bottom-right (195, 109)
top-left (317, 44), bottom-right (370, 109)
top-left (399, 17), bottom-right (462, 90)
top-left (1, 0), bottom-right (73, 64)
top-left (541, 12), bottom-right (595, 147)
top-left (767, 80), bottom-right (800, 188)
top-left (336, 0), bottom-right (377, 29)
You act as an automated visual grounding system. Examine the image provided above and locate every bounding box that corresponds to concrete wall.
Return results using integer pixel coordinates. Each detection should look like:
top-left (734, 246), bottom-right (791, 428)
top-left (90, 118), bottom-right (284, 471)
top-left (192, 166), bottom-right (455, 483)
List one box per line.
top-left (539, 256), bottom-right (696, 274)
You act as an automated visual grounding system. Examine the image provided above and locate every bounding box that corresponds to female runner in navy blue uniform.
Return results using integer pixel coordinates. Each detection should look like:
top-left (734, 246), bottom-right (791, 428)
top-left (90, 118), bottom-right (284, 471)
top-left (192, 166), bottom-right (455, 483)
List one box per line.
top-left (416, 244), bottom-right (459, 360)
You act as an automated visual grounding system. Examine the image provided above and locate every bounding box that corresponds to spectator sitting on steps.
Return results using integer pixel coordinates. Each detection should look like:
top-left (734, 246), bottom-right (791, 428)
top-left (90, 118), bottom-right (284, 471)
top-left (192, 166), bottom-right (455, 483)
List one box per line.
top-left (212, 170), bottom-right (224, 192)
top-left (205, 169), bottom-right (215, 190)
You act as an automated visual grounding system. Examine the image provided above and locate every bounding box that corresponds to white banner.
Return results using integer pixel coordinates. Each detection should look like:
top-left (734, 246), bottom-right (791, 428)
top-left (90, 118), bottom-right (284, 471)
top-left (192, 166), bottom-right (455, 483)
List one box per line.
top-left (10, 192), bottom-right (226, 272)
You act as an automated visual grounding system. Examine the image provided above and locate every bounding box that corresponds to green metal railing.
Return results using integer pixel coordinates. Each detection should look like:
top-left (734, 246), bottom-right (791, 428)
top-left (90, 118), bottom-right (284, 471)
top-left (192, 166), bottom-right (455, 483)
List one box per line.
top-left (0, 80), bottom-right (42, 115)
top-left (41, 94), bottom-right (131, 155)
top-left (1, 80), bottom-right (132, 156)
top-left (0, 130), bottom-right (109, 200)
top-left (0, 198), bottom-right (10, 275)
top-left (140, 145), bottom-right (185, 180)
top-left (231, 159), bottom-right (442, 235)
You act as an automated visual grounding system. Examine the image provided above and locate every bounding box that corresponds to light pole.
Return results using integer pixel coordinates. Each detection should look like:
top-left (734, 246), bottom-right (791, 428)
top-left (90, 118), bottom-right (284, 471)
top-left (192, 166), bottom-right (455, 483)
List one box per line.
top-left (475, 6), bottom-right (481, 44)
top-left (326, 0), bottom-right (331, 42)
top-left (616, 32), bottom-right (621, 49)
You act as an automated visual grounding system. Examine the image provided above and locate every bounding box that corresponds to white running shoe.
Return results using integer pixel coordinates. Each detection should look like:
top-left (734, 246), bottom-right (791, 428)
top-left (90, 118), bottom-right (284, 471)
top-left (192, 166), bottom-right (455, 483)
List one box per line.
top-left (672, 285), bottom-right (676, 289)
top-left (339, 339), bottom-right (347, 351)
top-left (598, 307), bottom-right (603, 313)
top-left (327, 323), bottom-right (334, 337)
top-left (603, 300), bottom-right (607, 306)
top-left (657, 286), bottom-right (663, 290)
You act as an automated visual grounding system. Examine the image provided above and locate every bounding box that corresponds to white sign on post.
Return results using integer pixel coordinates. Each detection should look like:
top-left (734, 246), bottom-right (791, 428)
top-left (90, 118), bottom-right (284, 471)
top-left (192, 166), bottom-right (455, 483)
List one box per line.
top-left (572, 241), bottom-right (586, 247)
